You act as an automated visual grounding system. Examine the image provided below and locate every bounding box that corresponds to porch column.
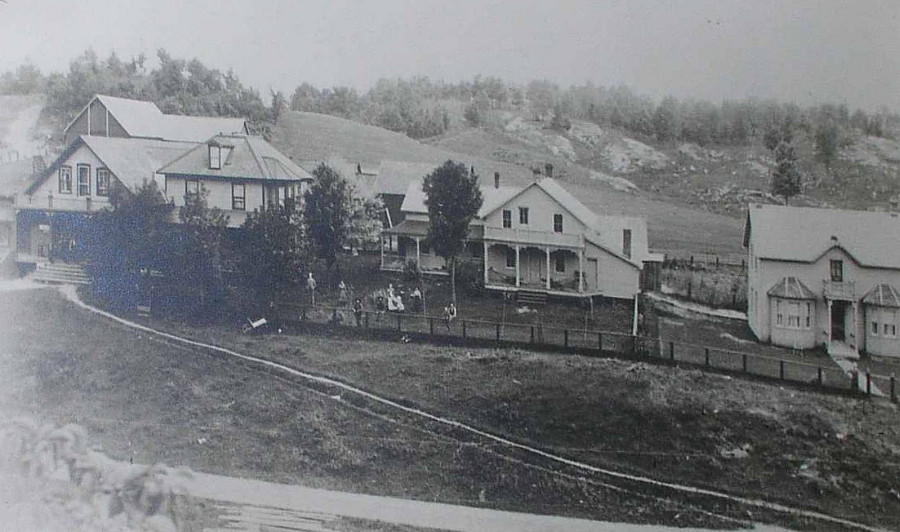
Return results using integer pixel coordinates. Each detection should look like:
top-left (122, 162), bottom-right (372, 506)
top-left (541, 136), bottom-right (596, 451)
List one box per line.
top-left (852, 301), bottom-right (859, 349)
top-left (578, 249), bottom-right (585, 293)
top-left (827, 300), bottom-right (833, 344)
top-left (515, 245), bottom-right (521, 288)
top-left (380, 235), bottom-right (385, 269)
top-left (415, 237), bottom-right (421, 268)
top-left (545, 247), bottom-right (551, 290)
top-left (483, 241), bottom-right (489, 286)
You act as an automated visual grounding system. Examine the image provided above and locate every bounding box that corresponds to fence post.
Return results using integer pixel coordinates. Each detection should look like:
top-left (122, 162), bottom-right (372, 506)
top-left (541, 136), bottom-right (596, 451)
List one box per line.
top-left (598, 332), bottom-right (602, 352)
top-left (891, 375), bottom-right (896, 403)
top-left (429, 317), bottom-right (434, 335)
top-left (669, 341), bottom-right (675, 361)
top-left (564, 329), bottom-right (569, 348)
top-left (866, 371), bottom-right (871, 396)
top-left (530, 326), bottom-right (535, 344)
top-left (704, 347), bottom-right (710, 367)
top-left (496, 323), bottom-right (501, 341)
top-left (818, 366), bottom-right (823, 387)
top-left (779, 360), bottom-right (785, 380)
top-left (742, 354), bottom-right (748, 373)
top-left (462, 320), bottom-right (467, 339)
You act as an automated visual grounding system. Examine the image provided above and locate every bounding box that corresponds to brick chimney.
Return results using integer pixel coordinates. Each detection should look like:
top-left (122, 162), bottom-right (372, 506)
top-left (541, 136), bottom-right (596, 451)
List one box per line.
top-left (494, 171), bottom-right (500, 189)
top-left (545, 163), bottom-right (553, 178)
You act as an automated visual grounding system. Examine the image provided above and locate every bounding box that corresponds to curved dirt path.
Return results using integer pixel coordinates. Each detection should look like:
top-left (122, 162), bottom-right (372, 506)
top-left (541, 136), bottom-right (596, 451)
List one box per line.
top-left (57, 285), bottom-right (888, 532)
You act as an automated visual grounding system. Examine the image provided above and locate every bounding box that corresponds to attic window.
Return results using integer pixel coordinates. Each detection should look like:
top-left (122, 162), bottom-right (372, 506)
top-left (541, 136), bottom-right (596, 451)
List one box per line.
top-left (209, 144), bottom-right (222, 169)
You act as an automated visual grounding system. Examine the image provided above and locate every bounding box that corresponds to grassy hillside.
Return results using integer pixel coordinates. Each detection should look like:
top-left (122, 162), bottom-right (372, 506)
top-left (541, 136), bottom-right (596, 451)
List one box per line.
top-left (273, 111), bottom-right (746, 257)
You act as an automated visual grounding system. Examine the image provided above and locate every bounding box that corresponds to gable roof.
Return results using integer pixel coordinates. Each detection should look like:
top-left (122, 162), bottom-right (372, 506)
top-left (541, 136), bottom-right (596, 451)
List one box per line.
top-left (745, 204), bottom-right (900, 269)
top-left (25, 136), bottom-right (197, 195)
top-left (767, 276), bottom-right (817, 300)
top-left (157, 134), bottom-right (312, 182)
top-left (66, 95), bottom-right (247, 143)
top-left (481, 178), bottom-right (601, 228)
top-left (863, 284), bottom-right (900, 308)
top-left (399, 179), bottom-right (519, 217)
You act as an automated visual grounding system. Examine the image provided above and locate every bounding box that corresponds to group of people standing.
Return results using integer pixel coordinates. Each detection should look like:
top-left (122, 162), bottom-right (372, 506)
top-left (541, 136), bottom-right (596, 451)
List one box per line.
top-left (304, 272), bottom-right (458, 330)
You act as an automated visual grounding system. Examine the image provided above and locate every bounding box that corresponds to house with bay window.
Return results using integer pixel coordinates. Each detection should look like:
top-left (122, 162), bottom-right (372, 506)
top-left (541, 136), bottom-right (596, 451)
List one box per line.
top-left (744, 204), bottom-right (900, 359)
top-left (157, 134), bottom-right (313, 228)
top-left (382, 172), bottom-right (655, 300)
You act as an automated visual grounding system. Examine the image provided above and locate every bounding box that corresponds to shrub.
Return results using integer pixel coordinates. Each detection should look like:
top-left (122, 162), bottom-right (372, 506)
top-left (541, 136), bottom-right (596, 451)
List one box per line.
top-left (455, 259), bottom-right (485, 296)
top-left (660, 267), bottom-right (747, 311)
top-left (0, 418), bottom-right (198, 532)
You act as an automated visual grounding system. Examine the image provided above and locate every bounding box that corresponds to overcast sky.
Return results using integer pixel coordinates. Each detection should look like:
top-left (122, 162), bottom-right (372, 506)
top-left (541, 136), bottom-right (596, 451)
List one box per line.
top-left (1, 0), bottom-right (898, 111)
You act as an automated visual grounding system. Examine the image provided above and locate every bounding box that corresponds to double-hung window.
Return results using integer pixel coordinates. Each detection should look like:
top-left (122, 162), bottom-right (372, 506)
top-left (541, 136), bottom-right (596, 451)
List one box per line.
top-left (884, 309), bottom-right (897, 337)
top-left (787, 302), bottom-right (801, 328)
top-left (553, 214), bottom-right (563, 233)
top-left (505, 247), bottom-right (516, 268)
top-left (502, 210), bottom-right (512, 228)
top-left (76, 164), bottom-right (91, 196)
top-left (775, 300), bottom-right (783, 326)
top-left (185, 179), bottom-right (200, 199)
top-left (59, 166), bottom-right (72, 194)
top-left (830, 260), bottom-right (843, 282)
top-left (96, 168), bottom-right (110, 197)
top-left (519, 207), bottom-right (529, 225)
top-left (232, 183), bottom-right (246, 210)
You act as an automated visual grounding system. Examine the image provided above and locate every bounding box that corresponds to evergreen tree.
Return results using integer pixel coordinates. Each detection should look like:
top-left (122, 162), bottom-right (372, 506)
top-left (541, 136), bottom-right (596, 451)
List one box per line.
top-left (770, 141), bottom-right (802, 204)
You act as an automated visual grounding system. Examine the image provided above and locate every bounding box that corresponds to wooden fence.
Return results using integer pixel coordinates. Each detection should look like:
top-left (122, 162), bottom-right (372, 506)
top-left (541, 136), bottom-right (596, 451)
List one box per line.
top-left (269, 303), bottom-right (897, 402)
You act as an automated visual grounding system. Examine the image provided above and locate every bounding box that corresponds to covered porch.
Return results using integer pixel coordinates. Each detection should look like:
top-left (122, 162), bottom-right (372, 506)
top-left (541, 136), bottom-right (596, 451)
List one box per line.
top-left (380, 219), bottom-right (484, 275)
top-left (483, 239), bottom-right (594, 297)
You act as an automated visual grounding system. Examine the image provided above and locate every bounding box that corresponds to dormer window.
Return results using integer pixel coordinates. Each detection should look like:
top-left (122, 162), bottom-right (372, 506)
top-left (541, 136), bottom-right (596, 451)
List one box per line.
top-left (209, 144), bottom-right (222, 169)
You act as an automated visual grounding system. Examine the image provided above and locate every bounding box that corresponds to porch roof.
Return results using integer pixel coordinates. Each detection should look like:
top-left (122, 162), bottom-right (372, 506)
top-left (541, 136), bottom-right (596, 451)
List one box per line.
top-left (863, 283), bottom-right (900, 308)
top-left (767, 276), bottom-right (817, 300)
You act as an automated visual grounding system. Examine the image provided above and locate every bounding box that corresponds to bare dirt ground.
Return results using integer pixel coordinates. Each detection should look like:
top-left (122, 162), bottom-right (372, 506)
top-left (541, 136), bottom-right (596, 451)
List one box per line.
top-left (3, 287), bottom-right (900, 531)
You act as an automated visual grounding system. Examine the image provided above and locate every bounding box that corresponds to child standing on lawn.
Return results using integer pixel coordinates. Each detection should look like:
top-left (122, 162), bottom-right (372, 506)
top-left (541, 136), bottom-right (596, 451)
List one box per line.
top-left (353, 298), bottom-right (364, 326)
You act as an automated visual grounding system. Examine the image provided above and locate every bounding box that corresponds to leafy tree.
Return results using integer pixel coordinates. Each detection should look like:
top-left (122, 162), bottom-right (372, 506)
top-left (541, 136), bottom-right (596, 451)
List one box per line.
top-left (422, 161), bottom-right (483, 304)
top-left (235, 202), bottom-right (307, 310)
top-left (770, 141), bottom-right (802, 204)
top-left (169, 188), bottom-right (230, 315)
top-left (304, 164), bottom-right (382, 277)
top-left (814, 119), bottom-right (840, 172)
top-left (84, 181), bottom-right (171, 309)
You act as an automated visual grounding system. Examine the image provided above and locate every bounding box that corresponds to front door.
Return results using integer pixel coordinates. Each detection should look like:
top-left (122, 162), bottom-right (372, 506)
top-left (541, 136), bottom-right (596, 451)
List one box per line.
top-left (831, 301), bottom-right (847, 341)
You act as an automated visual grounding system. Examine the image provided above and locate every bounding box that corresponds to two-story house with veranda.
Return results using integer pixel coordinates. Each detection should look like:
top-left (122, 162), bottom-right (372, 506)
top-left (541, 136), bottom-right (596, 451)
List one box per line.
top-left (157, 134), bottom-right (313, 227)
top-left (744, 204), bottom-right (900, 359)
top-left (382, 172), bottom-right (653, 300)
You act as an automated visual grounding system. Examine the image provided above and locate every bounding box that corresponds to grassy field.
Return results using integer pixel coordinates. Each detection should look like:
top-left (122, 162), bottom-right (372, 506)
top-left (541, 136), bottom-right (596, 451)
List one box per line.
top-left (5, 287), bottom-right (900, 530)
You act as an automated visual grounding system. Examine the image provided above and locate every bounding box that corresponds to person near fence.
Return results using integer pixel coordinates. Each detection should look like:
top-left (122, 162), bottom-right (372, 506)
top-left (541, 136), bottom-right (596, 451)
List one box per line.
top-left (443, 302), bottom-right (457, 331)
top-left (306, 272), bottom-right (317, 306)
top-left (409, 287), bottom-right (423, 313)
top-left (338, 280), bottom-right (350, 307)
top-left (329, 307), bottom-right (344, 325)
top-left (387, 284), bottom-right (405, 312)
top-left (353, 298), bottom-right (364, 327)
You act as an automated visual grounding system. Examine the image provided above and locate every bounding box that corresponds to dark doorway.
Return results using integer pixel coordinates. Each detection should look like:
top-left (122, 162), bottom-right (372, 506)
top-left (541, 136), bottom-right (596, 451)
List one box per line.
top-left (831, 301), bottom-right (847, 341)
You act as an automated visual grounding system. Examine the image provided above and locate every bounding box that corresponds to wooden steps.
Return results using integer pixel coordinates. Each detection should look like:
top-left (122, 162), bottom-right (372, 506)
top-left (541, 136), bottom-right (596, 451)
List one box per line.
top-left (516, 289), bottom-right (547, 307)
top-left (32, 262), bottom-right (92, 286)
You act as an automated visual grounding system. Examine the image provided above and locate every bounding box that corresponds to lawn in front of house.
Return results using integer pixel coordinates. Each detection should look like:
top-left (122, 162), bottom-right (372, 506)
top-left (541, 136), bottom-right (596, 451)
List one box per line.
top-left (292, 252), bottom-right (634, 335)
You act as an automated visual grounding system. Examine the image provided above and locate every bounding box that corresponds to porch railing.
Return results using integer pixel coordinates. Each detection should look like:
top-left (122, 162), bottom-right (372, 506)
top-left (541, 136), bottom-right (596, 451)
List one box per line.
top-left (483, 226), bottom-right (583, 248)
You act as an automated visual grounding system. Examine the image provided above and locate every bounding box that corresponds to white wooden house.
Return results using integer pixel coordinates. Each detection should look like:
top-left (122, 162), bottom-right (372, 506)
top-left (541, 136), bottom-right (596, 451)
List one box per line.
top-left (382, 174), bottom-right (654, 300)
top-left (744, 204), bottom-right (900, 358)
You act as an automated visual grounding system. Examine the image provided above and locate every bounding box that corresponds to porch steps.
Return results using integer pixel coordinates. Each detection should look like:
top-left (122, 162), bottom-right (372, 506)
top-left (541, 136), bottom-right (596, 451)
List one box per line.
top-left (32, 262), bottom-right (92, 286)
top-left (516, 290), bottom-right (547, 307)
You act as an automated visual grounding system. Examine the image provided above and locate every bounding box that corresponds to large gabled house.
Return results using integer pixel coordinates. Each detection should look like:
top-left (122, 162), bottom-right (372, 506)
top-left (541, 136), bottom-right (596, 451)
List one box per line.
top-left (744, 204), bottom-right (900, 358)
top-left (157, 134), bottom-right (313, 228)
top-left (382, 173), bottom-right (655, 300)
